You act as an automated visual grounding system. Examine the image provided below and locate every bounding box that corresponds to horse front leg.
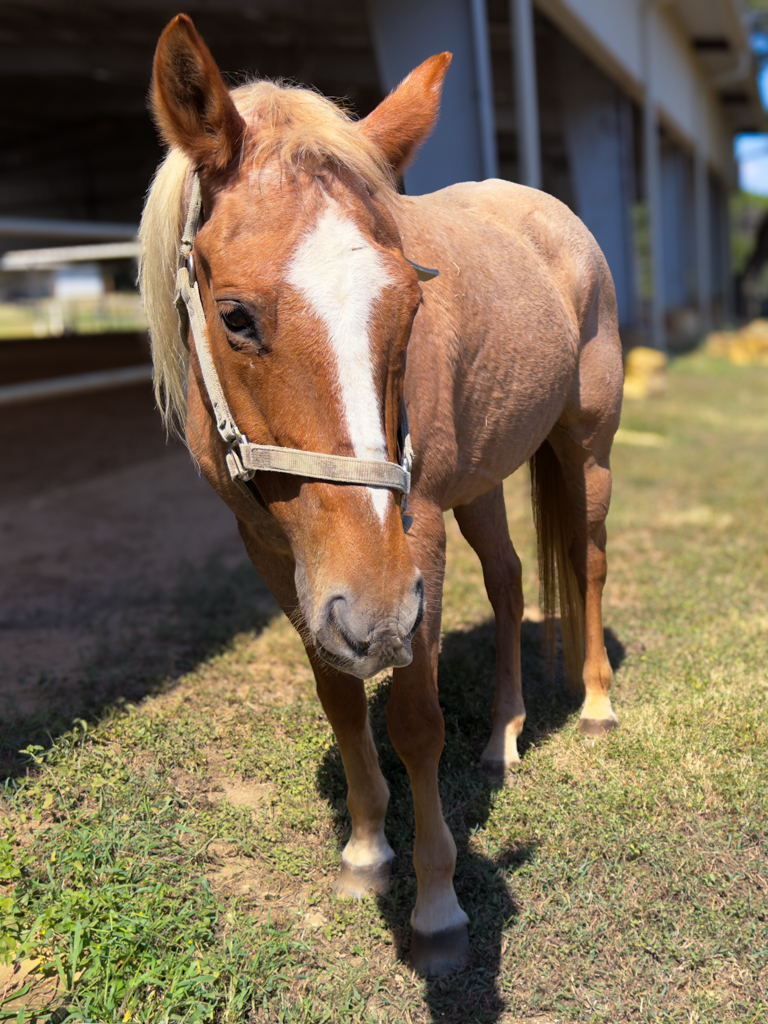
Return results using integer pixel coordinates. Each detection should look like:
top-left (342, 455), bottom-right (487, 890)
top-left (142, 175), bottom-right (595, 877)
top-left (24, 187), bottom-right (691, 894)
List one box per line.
top-left (308, 653), bottom-right (394, 896)
top-left (387, 503), bottom-right (469, 975)
top-left (237, 519), bottom-right (393, 896)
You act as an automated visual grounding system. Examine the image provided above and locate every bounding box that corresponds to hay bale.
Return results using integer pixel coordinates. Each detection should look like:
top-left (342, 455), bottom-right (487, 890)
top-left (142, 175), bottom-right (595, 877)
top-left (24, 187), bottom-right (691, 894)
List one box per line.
top-left (704, 319), bottom-right (768, 366)
top-left (623, 346), bottom-right (668, 399)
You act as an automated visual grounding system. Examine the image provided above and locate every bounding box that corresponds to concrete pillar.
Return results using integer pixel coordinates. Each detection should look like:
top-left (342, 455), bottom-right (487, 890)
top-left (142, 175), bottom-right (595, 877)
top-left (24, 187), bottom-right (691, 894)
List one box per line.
top-left (470, 0), bottom-right (498, 179)
top-left (660, 144), bottom-right (695, 311)
top-left (694, 87), bottom-right (712, 333)
top-left (642, 0), bottom-right (666, 350)
top-left (510, 0), bottom-right (541, 189)
top-left (708, 174), bottom-right (726, 321)
top-left (719, 182), bottom-right (733, 323)
top-left (560, 57), bottom-right (637, 330)
top-left (694, 148), bottom-right (712, 333)
top-left (367, 0), bottom-right (497, 194)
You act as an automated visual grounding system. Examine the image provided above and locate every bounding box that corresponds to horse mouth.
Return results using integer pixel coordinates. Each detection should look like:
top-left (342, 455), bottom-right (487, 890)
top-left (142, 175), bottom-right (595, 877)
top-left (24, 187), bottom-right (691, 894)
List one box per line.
top-left (314, 636), bottom-right (414, 678)
top-left (312, 586), bottom-right (424, 678)
top-left (315, 641), bottom-right (358, 674)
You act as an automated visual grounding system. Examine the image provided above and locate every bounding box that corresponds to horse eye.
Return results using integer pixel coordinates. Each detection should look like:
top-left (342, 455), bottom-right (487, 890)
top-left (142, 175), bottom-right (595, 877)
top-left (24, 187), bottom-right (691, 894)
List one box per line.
top-left (222, 307), bottom-right (250, 332)
top-left (218, 302), bottom-right (263, 350)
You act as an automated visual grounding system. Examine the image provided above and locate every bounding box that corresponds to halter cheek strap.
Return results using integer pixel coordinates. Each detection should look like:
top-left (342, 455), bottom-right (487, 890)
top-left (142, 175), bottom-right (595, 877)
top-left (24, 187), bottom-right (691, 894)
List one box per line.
top-left (174, 174), bottom-right (421, 531)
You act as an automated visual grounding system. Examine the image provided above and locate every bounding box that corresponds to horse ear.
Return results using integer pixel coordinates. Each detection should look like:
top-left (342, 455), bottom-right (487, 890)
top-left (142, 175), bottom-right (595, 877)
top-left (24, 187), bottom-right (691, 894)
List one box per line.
top-left (151, 14), bottom-right (245, 170)
top-left (358, 53), bottom-right (452, 174)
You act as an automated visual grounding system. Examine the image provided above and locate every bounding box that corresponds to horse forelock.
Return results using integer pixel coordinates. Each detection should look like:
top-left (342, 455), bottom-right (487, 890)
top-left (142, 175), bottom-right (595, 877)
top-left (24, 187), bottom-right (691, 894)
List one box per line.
top-left (139, 79), bottom-right (396, 437)
top-left (234, 82), bottom-right (394, 195)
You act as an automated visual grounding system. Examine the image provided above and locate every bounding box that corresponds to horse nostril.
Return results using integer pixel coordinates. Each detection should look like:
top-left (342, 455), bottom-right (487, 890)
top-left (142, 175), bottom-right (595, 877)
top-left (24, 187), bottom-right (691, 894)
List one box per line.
top-left (328, 598), bottom-right (370, 656)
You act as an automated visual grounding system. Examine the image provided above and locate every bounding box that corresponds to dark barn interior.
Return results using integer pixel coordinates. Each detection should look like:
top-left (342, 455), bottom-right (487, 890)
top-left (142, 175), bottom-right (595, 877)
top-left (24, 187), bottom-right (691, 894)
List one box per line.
top-left (0, 0), bottom-right (385, 229)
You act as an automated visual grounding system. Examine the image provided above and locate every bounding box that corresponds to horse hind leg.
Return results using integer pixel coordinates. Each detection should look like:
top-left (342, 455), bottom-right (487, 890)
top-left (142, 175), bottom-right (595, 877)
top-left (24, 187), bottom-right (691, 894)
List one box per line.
top-left (454, 485), bottom-right (526, 779)
top-left (572, 480), bottom-right (618, 736)
top-left (540, 430), bottom-right (618, 735)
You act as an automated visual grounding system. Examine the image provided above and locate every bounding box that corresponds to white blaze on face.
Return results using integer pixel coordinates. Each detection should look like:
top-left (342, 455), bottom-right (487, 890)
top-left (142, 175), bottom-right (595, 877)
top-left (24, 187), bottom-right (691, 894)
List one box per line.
top-left (287, 201), bottom-right (393, 523)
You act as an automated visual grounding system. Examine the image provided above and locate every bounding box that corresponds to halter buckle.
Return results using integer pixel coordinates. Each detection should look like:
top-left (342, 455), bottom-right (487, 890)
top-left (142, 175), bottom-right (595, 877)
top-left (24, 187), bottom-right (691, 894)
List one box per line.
top-left (225, 443), bottom-right (255, 483)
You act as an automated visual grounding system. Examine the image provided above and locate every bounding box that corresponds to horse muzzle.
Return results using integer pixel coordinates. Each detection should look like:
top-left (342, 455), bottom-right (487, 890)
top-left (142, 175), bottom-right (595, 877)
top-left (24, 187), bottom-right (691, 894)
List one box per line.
top-left (313, 575), bottom-right (425, 679)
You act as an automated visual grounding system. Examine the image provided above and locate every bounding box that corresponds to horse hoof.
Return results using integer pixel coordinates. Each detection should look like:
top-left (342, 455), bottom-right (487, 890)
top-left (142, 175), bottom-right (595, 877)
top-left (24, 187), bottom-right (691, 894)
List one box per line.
top-left (480, 755), bottom-right (520, 782)
top-left (579, 717), bottom-right (618, 737)
top-left (480, 757), bottom-right (506, 781)
top-left (334, 858), bottom-right (392, 899)
top-left (410, 924), bottom-right (470, 976)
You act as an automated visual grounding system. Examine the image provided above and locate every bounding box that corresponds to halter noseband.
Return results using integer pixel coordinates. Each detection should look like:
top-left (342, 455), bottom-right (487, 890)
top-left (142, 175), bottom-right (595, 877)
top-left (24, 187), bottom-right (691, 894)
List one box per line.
top-left (174, 174), bottom-right (432, 532)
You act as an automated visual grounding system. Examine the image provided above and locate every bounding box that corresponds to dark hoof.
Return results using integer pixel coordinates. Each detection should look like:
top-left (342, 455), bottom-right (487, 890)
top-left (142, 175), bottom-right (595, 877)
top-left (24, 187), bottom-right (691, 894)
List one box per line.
top-left (479, 757), bottom-right (506, 781)
top-left (580, 717), bottom-right (618, 737)
top-left (410, 924), bottom-right (470, 976)
top-left (334, 858), bottom-right (392, 899)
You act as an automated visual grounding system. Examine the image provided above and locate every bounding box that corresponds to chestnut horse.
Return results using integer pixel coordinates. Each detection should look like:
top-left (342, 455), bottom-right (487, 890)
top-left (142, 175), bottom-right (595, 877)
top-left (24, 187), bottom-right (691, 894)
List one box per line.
top-left (141, 15), bottom-right (622, 975)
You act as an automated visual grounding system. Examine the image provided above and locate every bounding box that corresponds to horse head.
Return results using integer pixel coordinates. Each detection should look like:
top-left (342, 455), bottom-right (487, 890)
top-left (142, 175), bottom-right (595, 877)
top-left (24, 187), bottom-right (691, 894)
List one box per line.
top-left (145, 15), bottom-right (451, 679)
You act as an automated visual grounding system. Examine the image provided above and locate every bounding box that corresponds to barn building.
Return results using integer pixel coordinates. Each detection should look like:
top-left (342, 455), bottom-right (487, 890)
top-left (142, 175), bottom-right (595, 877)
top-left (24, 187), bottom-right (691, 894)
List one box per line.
top-left (0, 0), bottom-right (763, 349)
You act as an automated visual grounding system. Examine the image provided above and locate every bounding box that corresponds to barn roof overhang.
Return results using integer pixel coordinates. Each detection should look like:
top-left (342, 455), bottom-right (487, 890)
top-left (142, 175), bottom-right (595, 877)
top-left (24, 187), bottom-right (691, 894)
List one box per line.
top-left (674, 0), bottom-right (765, 134)
top-left (536, 0), bottom-right (765, 141)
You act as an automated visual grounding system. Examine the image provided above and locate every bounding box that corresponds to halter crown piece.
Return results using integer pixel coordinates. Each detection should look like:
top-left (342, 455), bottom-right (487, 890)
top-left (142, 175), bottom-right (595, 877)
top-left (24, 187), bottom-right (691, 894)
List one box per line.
top-left (173, 174), bottom-right (428, 532)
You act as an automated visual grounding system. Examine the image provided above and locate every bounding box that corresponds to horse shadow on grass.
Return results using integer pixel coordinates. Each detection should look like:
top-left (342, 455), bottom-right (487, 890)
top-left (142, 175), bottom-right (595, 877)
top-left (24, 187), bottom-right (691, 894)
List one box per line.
top-left (0, 553), bottom-right (279, 778)
top-left (317, 618), bottom-right (625, 1023)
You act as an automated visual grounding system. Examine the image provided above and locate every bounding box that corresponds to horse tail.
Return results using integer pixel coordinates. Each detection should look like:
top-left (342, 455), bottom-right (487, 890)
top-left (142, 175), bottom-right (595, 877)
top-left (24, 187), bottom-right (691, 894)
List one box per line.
top-left (529, 439), bottom-right (585, 692)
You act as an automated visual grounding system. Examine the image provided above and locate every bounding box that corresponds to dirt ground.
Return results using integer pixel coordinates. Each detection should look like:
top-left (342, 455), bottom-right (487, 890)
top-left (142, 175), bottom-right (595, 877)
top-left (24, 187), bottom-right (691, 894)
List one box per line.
top-left (0, 378), bottom-right (273, 763)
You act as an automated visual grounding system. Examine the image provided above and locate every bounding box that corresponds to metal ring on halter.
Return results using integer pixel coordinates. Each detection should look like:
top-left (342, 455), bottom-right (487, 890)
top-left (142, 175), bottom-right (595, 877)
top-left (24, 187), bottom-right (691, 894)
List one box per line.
top-left (186, 253), bottom-right (196, 287)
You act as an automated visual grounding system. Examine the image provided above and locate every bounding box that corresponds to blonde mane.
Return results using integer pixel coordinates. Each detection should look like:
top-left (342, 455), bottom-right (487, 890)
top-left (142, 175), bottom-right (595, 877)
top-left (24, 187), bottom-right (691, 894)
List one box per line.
top-left (139, 81), bottom-right (396, 434)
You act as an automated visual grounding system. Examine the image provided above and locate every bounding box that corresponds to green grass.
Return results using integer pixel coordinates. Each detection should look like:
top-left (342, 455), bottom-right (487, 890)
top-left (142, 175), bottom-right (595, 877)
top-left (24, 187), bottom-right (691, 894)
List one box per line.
top-left (1, 352), bottom-right (767, 1022)
top-left (0, 295), bottom-right (146, 340)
